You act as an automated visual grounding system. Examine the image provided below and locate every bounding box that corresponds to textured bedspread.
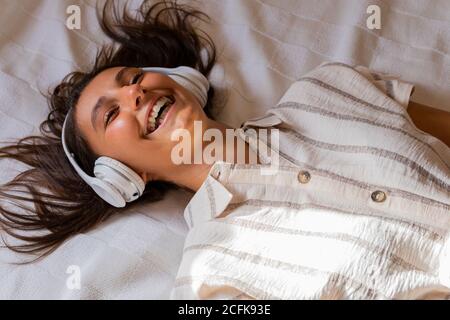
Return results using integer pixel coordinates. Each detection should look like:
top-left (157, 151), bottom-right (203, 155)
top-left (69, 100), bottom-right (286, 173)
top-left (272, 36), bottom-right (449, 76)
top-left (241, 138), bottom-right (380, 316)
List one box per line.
top-left (1, 0), bottom-right (449, 299)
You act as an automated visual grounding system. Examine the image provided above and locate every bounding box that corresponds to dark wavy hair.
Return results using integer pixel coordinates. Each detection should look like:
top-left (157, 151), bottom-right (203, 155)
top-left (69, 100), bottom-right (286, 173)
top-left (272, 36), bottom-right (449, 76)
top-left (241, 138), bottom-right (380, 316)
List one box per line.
top-left (0, 0), bottom-right (217, 262)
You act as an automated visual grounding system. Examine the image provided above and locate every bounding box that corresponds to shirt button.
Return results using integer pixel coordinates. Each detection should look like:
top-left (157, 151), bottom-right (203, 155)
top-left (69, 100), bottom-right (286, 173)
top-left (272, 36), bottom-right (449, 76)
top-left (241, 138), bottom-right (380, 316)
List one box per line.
top-left (298, 170), bottom-right (311, 184)
top-left (371, 190), bottom-right (387, 203)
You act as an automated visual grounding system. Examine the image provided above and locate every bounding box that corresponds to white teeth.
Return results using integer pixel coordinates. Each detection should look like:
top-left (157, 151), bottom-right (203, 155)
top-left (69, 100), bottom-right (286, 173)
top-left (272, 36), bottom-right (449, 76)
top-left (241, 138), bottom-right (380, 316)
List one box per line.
top-left (147, 96), bottom-right (173, 134)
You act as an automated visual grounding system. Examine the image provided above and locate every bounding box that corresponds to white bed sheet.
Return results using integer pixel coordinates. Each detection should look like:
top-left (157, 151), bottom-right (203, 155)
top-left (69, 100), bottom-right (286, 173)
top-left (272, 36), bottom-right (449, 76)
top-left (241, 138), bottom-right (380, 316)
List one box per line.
top-left (0, 0), bottom-right (449, 299)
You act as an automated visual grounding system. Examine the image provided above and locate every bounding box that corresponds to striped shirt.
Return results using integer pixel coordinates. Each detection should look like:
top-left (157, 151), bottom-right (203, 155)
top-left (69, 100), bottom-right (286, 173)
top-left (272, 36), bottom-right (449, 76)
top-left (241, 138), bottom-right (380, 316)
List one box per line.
top-left (171, 62), bottom-right (450, 299)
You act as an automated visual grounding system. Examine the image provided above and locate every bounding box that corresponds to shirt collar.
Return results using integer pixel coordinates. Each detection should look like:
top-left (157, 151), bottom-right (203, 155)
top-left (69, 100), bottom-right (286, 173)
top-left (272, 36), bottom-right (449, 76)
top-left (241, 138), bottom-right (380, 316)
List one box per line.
top-left (183, 162), bottom-right (233, 228)
top-left (241, 113), bottom-right (282, 128)
top-left (183, 112), bottom-right (284, 228)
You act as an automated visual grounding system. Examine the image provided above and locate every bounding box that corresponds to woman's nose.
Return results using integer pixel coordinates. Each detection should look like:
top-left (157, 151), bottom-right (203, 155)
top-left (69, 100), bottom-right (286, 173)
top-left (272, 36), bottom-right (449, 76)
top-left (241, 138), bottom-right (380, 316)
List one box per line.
top-left (123, 84), bottom-right (146, 111)
top-left (121, 84), bottom-right (142, 110)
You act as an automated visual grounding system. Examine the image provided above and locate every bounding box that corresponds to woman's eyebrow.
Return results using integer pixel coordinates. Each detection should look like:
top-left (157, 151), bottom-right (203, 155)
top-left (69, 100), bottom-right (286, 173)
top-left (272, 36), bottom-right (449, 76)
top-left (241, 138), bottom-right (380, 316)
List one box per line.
top-left (91, 67), bottom-right (128, 131)
top-left (115, 66), bottom-right (129, 84)
top-left (91, 96), bottom-right (108, 131)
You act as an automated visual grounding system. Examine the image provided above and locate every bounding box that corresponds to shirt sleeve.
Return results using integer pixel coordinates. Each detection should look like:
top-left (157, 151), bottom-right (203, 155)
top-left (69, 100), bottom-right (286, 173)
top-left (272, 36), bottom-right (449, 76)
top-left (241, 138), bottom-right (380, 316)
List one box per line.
top-left (354, 65), bottom-right (416, 110)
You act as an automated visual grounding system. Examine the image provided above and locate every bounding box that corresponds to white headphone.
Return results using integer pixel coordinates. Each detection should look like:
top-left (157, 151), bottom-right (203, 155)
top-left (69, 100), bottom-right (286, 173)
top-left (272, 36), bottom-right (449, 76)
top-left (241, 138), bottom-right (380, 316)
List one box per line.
top-left (61, 66), bottom-right (210, 208)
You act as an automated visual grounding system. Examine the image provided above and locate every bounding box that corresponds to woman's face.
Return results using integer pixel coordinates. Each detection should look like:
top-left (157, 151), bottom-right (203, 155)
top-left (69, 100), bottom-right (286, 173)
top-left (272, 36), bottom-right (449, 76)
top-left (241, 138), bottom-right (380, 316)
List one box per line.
top-left (75, 66), bottom-right (209, 183)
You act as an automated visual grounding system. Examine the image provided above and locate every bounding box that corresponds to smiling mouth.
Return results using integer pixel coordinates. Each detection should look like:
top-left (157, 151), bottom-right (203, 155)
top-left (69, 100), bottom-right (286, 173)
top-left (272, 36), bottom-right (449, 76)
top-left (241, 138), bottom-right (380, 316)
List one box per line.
top-left (146, 95), bottom-right (175, 135)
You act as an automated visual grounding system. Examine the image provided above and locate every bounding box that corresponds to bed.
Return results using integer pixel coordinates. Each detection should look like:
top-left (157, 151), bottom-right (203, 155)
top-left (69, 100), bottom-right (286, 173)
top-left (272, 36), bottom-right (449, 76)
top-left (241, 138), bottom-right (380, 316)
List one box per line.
top-left (0, 0), bottom-right (449, 299)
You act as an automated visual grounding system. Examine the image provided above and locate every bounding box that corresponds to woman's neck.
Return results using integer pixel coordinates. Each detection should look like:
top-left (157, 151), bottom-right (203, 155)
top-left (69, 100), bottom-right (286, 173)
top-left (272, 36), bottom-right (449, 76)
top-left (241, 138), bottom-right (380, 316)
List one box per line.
top-left (171, 119), bottom-right (259, 192)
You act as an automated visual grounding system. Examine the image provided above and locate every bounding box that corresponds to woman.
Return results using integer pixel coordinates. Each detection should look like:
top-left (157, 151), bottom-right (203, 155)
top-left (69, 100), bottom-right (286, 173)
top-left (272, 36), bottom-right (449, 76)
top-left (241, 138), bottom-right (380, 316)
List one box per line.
top-left (0, 0), bottom-right (449, 299)
top-left (0, 0), bottom-right (218, 258)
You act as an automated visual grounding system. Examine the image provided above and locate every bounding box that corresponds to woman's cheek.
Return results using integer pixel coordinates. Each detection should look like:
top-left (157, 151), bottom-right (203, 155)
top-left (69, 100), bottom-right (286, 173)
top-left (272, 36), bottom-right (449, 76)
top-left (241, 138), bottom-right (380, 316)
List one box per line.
top-left (107, 118), bottom-right (141, 148)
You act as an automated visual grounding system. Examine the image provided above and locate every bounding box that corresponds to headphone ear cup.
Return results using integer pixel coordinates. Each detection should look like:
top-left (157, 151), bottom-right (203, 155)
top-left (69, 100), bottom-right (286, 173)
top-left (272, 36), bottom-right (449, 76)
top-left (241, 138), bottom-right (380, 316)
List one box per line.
top-left (141, 66), bottom-right (210, 108)
top-left (90, 178), bottom-right (126, 208)
top-left (94, 157), bottom-right (145, 203)
top-left (168, 73), bottom-right (207, 107)
top-left (171, 66), bottom-right (210, 93)
top-left (170, 66), bottom-right (209, 106)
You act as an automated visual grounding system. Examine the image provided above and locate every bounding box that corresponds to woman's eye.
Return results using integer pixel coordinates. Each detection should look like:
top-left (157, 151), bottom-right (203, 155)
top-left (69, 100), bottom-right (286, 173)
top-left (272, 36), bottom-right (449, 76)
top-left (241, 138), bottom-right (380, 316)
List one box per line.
top-left (105, 106), bottom-right (119, 127)
top-left (130, 71), bottom-right (143, 85)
